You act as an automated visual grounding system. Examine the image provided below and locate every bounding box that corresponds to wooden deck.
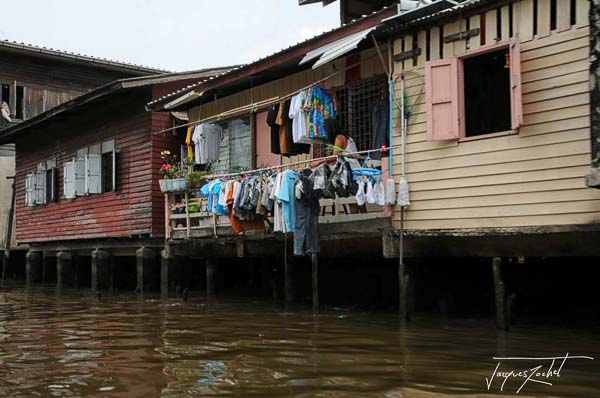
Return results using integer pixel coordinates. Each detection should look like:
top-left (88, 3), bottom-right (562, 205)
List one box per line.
top-left (165, 191), bottom-right (391, 241)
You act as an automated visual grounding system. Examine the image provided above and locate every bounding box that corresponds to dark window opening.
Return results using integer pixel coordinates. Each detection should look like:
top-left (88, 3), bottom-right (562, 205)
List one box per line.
top-left (496, 8), bottom-right (502, 39)
top-left (463, 49), bottom-right (511, 137)
top-left (15, 86), bottom-right (24, 119)
top-left (425, 29), bottom-right (431, 61)
top-left (550, 0), bottom-right (557, 30)
top-left (533, 0), bottom-right (538, 35)
top-left (480, 13), bottom-right (486, 46)
top-left (439, 25), bottom-right (444, 59)
top-left (570, 0), bottom-right (576, 26)
top-left (1, 84), bottom-right (9, 104)
top-left (102, 152), bottom-right (114, 193)
top-left (45, 168), bottom-right (57, 203)
top-left (509, 3), bottom-right (514, 37)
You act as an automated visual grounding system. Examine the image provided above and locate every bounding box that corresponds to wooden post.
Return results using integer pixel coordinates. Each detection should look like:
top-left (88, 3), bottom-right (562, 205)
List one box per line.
top-left (587, 0), bottom-right (600, 187)
top-left (492, 257), bottom-right (508, 331)
top-left (91, 249), bottom-right (110, 291)
top-left (25, 250), bottom-right (42, 284)
top-left (398, 259), bottom-right (410, 322)
top-left (206, 258), bottom-right (217, 296)
top-left (285, 249), bottom-right (295, 303)
top-left (311, 254), bottom-right (319, 312)
top-left (136, 247), bottom-right (156, 293)
top-left (56, 251), bottom-right (73, 288)
top-left (184, 192), bottom-right (191, 238)
top-left (160, 249), bottom-right (173, 297)
top-left (165, 193), bottom-right (171, 240)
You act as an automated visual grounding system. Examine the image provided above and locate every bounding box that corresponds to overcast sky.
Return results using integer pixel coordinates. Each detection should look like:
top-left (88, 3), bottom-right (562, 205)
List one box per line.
top-left (0, 0), bottom-right (340, 72)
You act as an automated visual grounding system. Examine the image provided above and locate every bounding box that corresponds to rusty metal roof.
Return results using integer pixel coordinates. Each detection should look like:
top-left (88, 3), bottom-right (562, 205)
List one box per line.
top-left (0, 38), bottom-right (168, 75)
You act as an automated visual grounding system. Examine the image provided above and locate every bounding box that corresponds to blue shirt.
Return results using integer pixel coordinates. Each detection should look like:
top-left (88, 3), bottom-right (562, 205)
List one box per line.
top-left (278, 171), bottom-right (298, 232)
top-left (211, 181), bottom-right (227, 215)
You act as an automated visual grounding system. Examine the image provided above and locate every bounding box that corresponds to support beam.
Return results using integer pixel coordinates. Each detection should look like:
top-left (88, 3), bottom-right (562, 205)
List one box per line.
top-left (311, 254), bottom-right (319, 312)
top-left (91, 249), bottom-right (110, 291)
top-left (1, 250), bottom-right (8, 281)
top-left (398, 258), bottom-right (410, 322)
top-left (285, 260), bottom-right (295, 303)
top-left (136, 247), bottom-right (157, 293)
top-left (161, 250), bottom-right (178, 297)
top-left (56, 251), bottom-right (73, 287)
top-left (492, 257), bottom-right (508, 331)
top-left (26, 250), bottom-right (42, 284)
top-left (206, 258), bottom-right (217, 296)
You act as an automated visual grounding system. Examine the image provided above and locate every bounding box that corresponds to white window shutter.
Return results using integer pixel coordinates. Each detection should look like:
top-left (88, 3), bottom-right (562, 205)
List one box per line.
top-left (75, 156), bottom-right (86, 196)
top-left (64, 160), bottom-right (76, 199)
top-left (25, 173), bottom-right (34, 206)
top-left (86, 153), bottom-right (102, 194)
top-left (34, 170), bottom-right (46, 204)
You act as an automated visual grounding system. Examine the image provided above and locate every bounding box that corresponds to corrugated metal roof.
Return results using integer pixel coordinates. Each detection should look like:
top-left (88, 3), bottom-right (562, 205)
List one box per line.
top-left (0, 38), bottom-right (168, 75)
top-left (305, 27), bottom-right (376, 69)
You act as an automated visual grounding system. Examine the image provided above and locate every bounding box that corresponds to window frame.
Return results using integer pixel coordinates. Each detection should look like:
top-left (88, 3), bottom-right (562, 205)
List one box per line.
top-left (457, 40), bottom-right (521, 142)
top-left (64, 139), bottom-right (116, 199)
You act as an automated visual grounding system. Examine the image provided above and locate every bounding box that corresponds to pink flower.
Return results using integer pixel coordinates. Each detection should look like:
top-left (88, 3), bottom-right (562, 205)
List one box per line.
top-left (161, 163), bottom-right (170, 170)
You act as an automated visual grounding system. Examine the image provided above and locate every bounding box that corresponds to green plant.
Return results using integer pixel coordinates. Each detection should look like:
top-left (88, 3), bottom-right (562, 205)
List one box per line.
top-left (186, 170), bottom-right (210, 189)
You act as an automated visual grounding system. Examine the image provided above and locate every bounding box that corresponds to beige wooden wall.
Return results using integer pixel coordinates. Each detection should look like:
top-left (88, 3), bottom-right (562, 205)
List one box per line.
top-left (188, 47), bottom-right (387, 166)
top-left (392, 0), bottom-right (600, 230)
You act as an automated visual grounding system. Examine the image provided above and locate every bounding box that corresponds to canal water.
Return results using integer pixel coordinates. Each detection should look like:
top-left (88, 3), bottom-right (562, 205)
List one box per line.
top-left (0, 284), bottom-right (598, 397)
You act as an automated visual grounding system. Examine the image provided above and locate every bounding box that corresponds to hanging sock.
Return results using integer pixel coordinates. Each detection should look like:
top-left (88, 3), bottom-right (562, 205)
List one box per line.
top-left (366, 180), bottom-right (376, 204)
top-left (397, 176), bottom-right (410, 207)
top-left (385, 178), bottom-right (396, 205)
top-left (355, 178), bottom-right (366, 206)
top-left (376, 180), bottom-right (385, 206)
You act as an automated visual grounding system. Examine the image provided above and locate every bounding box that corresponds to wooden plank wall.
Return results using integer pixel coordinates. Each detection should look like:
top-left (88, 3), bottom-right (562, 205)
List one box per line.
top-left (13, 91), bottom-right (156, 244)
top-left (391, 0), bottom-right (599, 230)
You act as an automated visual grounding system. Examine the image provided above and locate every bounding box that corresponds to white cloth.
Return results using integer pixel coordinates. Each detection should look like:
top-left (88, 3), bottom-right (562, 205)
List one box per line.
top-left (375, 180), bottom-right (385, 206)
top-left (366, 180), bottom-right (376, 204)
top-left (385, 178), bottom-right (396, 205)
top-left (355, 178), bottom-right (366, 206)
top-left (289, 92), bottom-right (311, 144)
top-left (192, 123), bottom-right (224, 164)
top-left (397, 176), bottom-right (411, 207)
top-left (1, 108), bottom-right (11, 122)
top-left (272, 172), bottom-right (284, 232)
top-left (218, 181), bottom-right (228, 208)
top-left (344, 137), bottom-right (359, 164)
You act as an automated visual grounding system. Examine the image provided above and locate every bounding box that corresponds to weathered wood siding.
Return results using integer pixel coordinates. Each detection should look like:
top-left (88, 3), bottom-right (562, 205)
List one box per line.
top-left (391, 0), bottom-right (600, 230)
top-left (14, 90), bottom-right (155, 243)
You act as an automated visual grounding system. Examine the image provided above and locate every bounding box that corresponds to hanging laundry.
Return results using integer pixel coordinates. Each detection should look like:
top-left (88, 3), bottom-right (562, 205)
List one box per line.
top-left (370, 99), bottom-right (390, 160)
top-left (289, 90), bottom-right (311, 144)
top-left (397, 175), bottom-right (410, 207)
top-left (385, 178), bottom-right (396, 205)
top-left (267, 103), bottom-right (281, 155)
top-left (294, 168), bottom-right (320, 256)
top-left (192, 123), bottom-right (224, 164)
top-left (304, 86), bottom-right (336, 139)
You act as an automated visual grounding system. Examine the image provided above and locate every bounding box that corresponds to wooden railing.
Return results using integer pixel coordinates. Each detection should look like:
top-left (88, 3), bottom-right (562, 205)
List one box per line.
top-left (165, 190), bottom-right (389, 240)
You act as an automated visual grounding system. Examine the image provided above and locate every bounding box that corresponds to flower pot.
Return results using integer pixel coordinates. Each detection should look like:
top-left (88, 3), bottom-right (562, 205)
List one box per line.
top-left (159, 178), bottom-right (187, 192)
top-left (159, 179), bottom-right (169, 192)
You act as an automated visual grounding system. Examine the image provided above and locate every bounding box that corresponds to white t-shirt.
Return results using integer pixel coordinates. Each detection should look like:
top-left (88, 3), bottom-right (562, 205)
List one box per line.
top-left (192, 123), bottom-right (224, 164)
top-left (289, 92), bottom-right (310, 144)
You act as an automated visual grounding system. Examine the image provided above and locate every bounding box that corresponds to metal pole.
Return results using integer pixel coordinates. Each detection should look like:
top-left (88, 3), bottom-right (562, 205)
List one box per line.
top-left (2, 176), bottom-right (15, 281)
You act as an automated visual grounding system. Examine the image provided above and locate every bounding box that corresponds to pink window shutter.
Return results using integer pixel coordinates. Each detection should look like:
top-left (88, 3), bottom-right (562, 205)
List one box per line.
top-left (425, 58), bottom-right (460, 141)
top-left (509, 39), bottom-right (523, 130)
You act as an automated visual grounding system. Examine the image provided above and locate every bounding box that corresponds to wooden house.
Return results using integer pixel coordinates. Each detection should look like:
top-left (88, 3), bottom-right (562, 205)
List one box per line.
top-left (0, 39), bottom-right (167, 275)
top-left (148, 0), bottom-right (600, 318)
top-left (0, 68), bottom-right (232, 289)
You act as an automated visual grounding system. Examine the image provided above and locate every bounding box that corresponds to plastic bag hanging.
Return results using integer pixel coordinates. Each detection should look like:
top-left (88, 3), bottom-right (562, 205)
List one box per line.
top-left (397, 175), bottom-right (410, 207)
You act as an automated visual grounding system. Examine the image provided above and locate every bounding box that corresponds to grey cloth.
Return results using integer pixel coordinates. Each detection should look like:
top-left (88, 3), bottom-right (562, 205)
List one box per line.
top-left (371, 100), bottom-right (389, 160)
top-left (294, 196), bottom-right (320, 256)
top-left (262, 175), bottom-right (276, 212)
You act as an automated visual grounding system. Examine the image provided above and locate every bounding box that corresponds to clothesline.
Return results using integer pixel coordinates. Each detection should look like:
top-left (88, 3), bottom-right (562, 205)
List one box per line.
top-left (151, 48), bottom-right (387, 137)
top-left (201, 143), bottom-right (405, 181)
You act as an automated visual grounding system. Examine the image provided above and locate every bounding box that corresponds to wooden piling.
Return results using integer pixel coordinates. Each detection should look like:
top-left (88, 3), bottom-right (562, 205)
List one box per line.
top-left (26, 250), bottom-right (42, 284)
top-left (56, 251), bottom-right (73, 288)
top-left (136, 247), bottom-right (156, 293)
top-left (492, 257), bottom-right (508, 331)
top-left (206, 258), bottom-right (217, 296)
top-left (91, 249), bottom-right (110, 291)
top-left (311, 254), bottom-right (319, 312)
top-left (399, 259), bottom-right (410, 322)
top-left (285, 260), bottom-right (295, 303)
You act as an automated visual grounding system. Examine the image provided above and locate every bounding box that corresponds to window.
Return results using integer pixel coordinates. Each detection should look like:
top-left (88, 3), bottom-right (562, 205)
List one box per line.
top-left (63, 139), bottom-right (116, 198)
top-left (316, 76), bottom-right (388, 157)
top-left (25, 159), bottom-right (57, 206)
top-left (212, 117), bottom-right (251, 175)
top-left (425, 40), bottom-right (522, 141)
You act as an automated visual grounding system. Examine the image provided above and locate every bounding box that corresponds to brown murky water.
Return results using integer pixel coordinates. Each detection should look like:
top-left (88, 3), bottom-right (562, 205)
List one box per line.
top-left (0, 284), bottom-right (598, 398)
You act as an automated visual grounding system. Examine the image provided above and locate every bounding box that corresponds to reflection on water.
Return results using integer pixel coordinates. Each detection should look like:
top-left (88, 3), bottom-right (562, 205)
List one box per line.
top-left (0, 284), bottom-right (598, 397)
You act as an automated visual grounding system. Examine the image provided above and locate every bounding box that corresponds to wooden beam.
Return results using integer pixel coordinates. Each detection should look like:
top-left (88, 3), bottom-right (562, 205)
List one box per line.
top-left (443, 27), bottom-right (481, 43)
top-left (392, 48), bottom-right (422, 63)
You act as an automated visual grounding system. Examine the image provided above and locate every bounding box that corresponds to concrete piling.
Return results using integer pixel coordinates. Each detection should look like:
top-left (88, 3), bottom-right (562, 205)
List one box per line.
top-left (136, 247), bottom-right (157, 293)
top-left (91, 249), bottom-right (110, 291)
top-left (56, 251), bottom-right (73, 287)
top-left (25, 250), bottom-right (42, 284)
top-left (206, 258), bottom-right (218, 296)
top-left (492, 257), bottom-right (508, 331)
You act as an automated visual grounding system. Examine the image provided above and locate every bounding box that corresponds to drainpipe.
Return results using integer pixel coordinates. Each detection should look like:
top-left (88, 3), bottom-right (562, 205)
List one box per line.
top-left (586, 0), bottom-right (600, 188)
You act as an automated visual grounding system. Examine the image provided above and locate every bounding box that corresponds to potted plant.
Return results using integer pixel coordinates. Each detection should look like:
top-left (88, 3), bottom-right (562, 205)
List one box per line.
top-left (158, 150), bottom-right (186, 192)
